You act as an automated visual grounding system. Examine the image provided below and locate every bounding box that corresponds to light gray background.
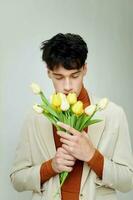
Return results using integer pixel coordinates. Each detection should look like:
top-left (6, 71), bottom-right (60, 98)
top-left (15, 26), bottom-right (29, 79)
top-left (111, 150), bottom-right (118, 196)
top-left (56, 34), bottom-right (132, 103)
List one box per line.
top-left (0, 0), bottom-right (133, 199)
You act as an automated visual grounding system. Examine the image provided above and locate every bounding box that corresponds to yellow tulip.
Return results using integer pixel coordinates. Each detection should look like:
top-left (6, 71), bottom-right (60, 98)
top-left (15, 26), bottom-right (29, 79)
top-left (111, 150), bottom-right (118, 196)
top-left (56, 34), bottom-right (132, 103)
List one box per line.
top-left (52, 104), bottom-right (62, 112)
top-left (51, 93), bottom-right (62, 107)
top-left (72, 101), bottom-right (84, 115)
top-left (57, 92), bottom-right (66, 100)
top-left (56, 107), bottom-right (62, 112)
top-left (67, 93), bottom-right (77, 105)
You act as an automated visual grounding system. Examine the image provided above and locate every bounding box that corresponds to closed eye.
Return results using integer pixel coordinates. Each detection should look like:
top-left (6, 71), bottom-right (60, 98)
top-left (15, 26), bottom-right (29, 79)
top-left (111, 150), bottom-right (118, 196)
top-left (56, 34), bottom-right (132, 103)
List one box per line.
top-left (71, 75), bottom-right (79, 78)
top-left (54, 76), bottom-right (64, 80)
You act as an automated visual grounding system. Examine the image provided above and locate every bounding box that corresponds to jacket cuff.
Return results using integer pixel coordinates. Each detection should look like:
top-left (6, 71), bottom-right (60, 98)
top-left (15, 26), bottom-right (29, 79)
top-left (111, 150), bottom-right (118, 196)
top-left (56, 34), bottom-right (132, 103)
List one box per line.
top-left (87, 149), bottom-right (104, 179)
top-left (10, 164), bottom-right (43, 193)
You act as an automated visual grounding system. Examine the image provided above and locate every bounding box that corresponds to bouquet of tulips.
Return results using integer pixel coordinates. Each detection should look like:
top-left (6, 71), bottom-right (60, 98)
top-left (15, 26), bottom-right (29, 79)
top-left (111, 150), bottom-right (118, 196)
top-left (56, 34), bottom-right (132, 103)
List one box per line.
top-left (30, 82), bottom-right (108, 189)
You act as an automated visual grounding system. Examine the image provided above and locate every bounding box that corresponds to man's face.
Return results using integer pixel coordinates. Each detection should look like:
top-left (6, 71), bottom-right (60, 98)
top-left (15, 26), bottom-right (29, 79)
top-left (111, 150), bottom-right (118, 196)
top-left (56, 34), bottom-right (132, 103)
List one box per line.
top-left (47, 64), bottom-right (87, 96)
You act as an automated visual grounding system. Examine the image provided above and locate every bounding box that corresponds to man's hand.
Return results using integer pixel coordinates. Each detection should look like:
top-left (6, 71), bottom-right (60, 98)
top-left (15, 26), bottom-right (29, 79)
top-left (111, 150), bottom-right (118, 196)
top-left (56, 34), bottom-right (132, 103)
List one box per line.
top-left (57, 122), bottom-right (96, 162)
top-left (51, 147), bottom-right (76, 173)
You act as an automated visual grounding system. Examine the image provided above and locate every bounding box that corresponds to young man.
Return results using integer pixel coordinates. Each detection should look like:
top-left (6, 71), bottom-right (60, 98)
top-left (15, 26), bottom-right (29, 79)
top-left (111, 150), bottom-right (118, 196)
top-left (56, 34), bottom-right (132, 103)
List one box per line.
top-left (10, 33), bottom-right (133, 200)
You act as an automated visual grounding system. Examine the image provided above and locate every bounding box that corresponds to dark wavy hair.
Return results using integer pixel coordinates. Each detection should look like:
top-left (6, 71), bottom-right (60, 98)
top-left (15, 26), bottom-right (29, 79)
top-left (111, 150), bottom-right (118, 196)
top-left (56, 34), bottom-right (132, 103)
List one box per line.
top-left (40, 33), bottom-right (88, 70)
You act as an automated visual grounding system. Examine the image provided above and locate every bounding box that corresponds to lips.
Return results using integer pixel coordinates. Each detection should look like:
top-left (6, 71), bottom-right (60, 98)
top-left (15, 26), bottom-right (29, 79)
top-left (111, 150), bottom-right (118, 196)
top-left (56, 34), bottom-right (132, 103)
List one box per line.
top-left (64, 91), bottom-right (73, 95)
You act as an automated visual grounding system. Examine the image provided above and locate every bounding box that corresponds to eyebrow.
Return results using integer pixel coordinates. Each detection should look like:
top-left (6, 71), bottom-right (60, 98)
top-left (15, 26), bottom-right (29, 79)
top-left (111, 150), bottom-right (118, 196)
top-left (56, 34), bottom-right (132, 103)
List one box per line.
top-left (52, 70), bottom-right (81, 76)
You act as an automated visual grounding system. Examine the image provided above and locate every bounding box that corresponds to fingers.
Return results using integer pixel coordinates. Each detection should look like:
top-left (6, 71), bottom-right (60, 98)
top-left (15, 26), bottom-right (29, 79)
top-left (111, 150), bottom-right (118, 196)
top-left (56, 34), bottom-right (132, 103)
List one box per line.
top-left (60, 166), bottom-right (73, 172)
top-left (62, 143), bottom-right (73, 154)
top-left (52, 158), bottom-right (73, 173)
top-left (61, 152), bottom-right (76, 161)
top-left (52, 147), bottom-right (76, 173)
top-left (57, 131), bottom-right (81, 144)
top-left (60, 138), bottom-right (73, 146)
top-left (57, 121), bottom-right (79, 136)
top-left (57, 131), bottom-right (73, 140)
top-left (58, 147), bottom-right (68, 154)
top-left (58, 159), bottom-right (75, 167)
top-left (57, 147), bottom-right (75, 161)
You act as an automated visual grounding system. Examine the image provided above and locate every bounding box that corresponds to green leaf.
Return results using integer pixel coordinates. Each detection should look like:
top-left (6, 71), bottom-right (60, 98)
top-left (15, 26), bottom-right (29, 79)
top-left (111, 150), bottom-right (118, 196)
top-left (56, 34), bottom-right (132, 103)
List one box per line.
top-left (74, 114), bottom-right (90, 131)
top-left (38, 91), bottom-right (60, 119)
top-left (42, 112), bottom-right (56, 124)
top-left (70, 114), bottom-right (76, 127)
top-left (75, 115), bottom-right (91, 131)
top-left (58, 112), bottom-right (64, 122)
top-left (87, 119), bottom-right (102, 125)
top-left (40, 104), bottom-right (59, 119)
top-left (60, 171), bottom-right (69, 187)
top-left (80, 119), bottom-right (102, 131)
top-left (40, 91), bottom-right (49, 105)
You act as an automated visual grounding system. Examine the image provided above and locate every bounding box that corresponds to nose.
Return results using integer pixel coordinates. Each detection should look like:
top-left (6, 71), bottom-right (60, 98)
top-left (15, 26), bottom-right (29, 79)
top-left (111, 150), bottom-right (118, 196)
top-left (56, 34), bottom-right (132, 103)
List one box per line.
top-left (64, 78), bottom-right (72, 93)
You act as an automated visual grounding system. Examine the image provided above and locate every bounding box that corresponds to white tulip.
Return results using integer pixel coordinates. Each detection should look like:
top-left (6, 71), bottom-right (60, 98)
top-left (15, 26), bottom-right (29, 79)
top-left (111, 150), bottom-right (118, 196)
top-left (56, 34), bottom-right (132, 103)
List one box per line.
top-left (30, 83), bottom-right (41, 94)
top-left (85, 105), bottom-right (96, 116)
top-left (60, 100), bottom-right (70, 111)
top-left (33, 104), bottom-right (43, 114)
top-left (58, 93), bottom-right (66, 101)
top-left (97, 98), bottom-right (109, 110)
top-left (58, 93), bottom-right (70, 111)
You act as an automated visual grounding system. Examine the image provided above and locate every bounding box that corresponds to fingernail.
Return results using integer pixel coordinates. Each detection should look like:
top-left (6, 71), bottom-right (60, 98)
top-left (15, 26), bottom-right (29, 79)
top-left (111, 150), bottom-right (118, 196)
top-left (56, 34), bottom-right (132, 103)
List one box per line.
top-left (57, 121), bottom-right (62, 126)
top-left (57, 131), bottom-right (62, 135)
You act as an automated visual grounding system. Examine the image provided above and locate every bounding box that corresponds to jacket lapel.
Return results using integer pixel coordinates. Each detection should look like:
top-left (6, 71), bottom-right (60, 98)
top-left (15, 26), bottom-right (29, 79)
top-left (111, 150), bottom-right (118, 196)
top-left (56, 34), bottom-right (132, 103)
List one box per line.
top-left (80, 92), bottom-right (106, 191)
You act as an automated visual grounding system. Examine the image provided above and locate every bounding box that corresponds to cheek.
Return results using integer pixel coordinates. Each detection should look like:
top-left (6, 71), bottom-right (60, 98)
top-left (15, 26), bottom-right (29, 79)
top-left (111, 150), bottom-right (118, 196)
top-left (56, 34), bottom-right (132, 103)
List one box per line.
top-left (72, 78), bottom-right (83, 94)
top-left (53, 80), bottom-right (63, 91)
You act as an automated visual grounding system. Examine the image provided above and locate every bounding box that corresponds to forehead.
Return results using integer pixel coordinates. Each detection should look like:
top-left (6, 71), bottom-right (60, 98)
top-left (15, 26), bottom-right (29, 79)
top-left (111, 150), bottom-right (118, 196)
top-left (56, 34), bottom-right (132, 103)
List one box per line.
top-left (51, 66), bottom-right (82, 76)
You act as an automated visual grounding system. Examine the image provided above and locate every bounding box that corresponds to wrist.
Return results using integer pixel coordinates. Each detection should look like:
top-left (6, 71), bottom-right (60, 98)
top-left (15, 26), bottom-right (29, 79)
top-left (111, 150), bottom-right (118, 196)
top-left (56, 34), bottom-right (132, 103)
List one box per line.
top-left (84, 148), bottom-right (96, 162)
top-left (51, 158), bottom-right (59, 173)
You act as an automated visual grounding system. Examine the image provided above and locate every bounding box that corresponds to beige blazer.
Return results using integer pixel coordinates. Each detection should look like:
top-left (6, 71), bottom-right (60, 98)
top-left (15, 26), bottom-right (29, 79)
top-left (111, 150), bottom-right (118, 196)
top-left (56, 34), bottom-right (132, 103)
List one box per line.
top-left (10, 93), bottom-right (133, 200)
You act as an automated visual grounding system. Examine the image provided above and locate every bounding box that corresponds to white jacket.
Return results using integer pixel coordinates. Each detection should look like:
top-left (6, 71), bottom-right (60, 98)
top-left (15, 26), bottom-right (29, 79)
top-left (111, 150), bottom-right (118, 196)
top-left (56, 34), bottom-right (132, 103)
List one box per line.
top-left (10, 93), bottom-right (133, 200)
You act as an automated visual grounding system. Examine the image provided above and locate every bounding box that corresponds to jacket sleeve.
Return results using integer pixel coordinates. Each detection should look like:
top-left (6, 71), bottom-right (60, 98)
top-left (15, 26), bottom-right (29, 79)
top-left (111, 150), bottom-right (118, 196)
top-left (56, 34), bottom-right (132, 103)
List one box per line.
top-left (9, 116), bottom-right (42, 193)
top-left (96, 107), bottom-right (133, 192)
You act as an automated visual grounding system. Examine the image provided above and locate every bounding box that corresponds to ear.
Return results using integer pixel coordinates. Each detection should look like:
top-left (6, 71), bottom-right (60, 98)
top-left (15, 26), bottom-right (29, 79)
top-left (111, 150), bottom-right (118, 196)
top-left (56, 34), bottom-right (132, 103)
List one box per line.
top-left (47, 69), bottom-right (51, 79)
top-left (83, 63), bottom-right (87, 76)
